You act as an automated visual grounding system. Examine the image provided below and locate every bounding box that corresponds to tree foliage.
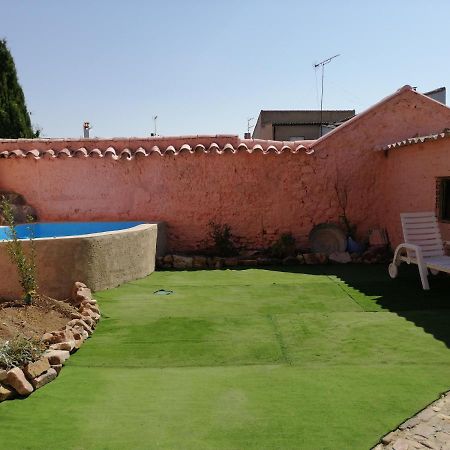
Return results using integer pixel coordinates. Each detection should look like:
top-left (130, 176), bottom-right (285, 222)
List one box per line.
top-left (0, 39), bottom-right (36, 138)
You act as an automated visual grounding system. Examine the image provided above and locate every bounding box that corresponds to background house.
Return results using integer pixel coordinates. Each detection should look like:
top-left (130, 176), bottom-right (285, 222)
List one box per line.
top-left (251, 110), bottom-right (355, 141)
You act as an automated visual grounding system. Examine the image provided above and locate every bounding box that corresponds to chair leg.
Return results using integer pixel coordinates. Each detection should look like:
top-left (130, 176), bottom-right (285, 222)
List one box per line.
top-left (417, 263), bottom-right (430, 290)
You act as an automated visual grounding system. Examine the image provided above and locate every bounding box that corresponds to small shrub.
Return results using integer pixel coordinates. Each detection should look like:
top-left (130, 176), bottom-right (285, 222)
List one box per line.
top-left (0, 336), bottom-right (45, 370)
top-left (208, 221), bottom-right (238, 257)
top-left (0, 197), bottom-right (38, 304)
top-left (269, 233), bottom-right (296, 258)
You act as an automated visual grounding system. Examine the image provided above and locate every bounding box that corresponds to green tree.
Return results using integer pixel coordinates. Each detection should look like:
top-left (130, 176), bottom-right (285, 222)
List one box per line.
top-left (0, 39), bottom-right (36, 138)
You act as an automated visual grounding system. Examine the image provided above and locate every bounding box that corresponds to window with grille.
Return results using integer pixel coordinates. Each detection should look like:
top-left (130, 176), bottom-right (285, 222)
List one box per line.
top-left (438, 177), bottom-right (450, 221)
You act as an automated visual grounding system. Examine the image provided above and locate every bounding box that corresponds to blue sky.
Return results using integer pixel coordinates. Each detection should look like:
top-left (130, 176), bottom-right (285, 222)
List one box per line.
top-left (1, 0), bottom-right (449, 138)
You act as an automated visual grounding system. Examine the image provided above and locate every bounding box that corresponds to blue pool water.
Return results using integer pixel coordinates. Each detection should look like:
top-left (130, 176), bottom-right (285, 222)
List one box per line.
top-left (0, 222), bottom-right (145, 240)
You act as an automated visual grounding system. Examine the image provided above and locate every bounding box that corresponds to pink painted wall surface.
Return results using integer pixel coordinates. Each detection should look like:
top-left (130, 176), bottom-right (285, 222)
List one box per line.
top-left (380, 139), bottom-right (450, 247)
top-left (0, 152), bottom-right (340, 251)
top-left (0, 87), bottom-right (449, 252)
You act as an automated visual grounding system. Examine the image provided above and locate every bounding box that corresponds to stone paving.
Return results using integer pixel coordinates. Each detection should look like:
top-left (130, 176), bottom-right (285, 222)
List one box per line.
top-left (373, 392), bottom-right (450, 450)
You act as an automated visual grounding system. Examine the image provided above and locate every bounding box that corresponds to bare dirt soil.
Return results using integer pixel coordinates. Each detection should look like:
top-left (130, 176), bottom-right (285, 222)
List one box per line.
top-left (0, 296), bottom-right (76, 342)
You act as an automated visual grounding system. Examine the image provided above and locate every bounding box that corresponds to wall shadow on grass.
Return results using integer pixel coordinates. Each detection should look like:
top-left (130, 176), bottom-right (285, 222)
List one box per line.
top-left (266, 263), bottom-right (450, 349)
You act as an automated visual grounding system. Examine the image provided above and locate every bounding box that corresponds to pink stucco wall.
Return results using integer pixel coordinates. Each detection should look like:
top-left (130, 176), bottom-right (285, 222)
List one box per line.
top-left (380, 139), bottom-right (450, 247)
top-left (0, 86), bottom-right (449, 252)
top-left (0, 152), bottom-right (342, 251)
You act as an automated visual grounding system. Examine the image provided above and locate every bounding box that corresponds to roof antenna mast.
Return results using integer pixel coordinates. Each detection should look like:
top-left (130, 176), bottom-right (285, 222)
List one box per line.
top-left (314, 54), bottom-right (340, 137)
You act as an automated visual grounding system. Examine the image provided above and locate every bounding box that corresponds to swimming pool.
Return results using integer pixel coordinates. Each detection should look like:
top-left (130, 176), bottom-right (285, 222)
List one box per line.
top-left (0, 221), bottom-right (145, 240)
top-left (0, 222), bottom-right (158, 300)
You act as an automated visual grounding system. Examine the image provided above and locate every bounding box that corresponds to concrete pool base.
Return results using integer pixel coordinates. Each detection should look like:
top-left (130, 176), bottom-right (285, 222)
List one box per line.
top-left (0, 223), bottom-right (158, 300)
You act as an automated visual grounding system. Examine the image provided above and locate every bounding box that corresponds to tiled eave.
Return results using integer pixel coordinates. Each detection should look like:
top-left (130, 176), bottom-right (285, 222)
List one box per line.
top-left (376, 129), bottom-right (450, 151)
top-left (0, 135), bottom-right (314, 160)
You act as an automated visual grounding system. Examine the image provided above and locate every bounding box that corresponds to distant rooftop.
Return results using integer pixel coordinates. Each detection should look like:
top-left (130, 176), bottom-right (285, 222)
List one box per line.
top-left (252, 110), bottom-right (355, 140)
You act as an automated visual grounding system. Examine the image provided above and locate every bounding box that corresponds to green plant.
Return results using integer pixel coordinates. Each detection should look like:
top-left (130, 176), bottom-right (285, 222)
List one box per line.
top-left (208, 221), bottom-right (238, 257)
top-left (0, 335), bottom-right (45, 369)
top-left (269, 232), bottom-right (296, 258)
top-left (0, 197), bottom-right (38, 304)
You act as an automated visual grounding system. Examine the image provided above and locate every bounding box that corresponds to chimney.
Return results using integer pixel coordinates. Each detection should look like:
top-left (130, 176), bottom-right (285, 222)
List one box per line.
top-left (83, 122), bottom-right (91, 138)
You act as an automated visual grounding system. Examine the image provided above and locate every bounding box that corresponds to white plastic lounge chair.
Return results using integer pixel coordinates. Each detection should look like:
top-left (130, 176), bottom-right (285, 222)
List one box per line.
top-left (389, 212), bottom-right (450, 290)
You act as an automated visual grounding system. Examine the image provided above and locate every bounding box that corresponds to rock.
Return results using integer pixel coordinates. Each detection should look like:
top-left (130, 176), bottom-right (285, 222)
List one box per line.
top-left (413, 423), bottom-right (435, 438)
top-left (45, 329), bottom-right (75, 344)
top-left (192, 255), bottom-right (207, 269)
top-left (296, 254), bottom-right (305, 264)
top-left (416, 408), bottom-right (436, 422)
top-left (400, 417), bottom-right (420, 430)
top-left (42, 332), bottom-right (54, 343)
top-left (316, 253), bottom-right (328, 264)
top-left (73, 327), bottom-right (89, 340)
top-left (23, 358), bottom-right (50, 379)
top-left (172, 255), bottom-right (193, 269)
top-left (381, 431), bottom-right (397, 444)
top-left (256, 258), bottom-right (272, 266)
top-left (392, 438), bottom-right (411, 450)
top-left (44, 350), bottom-right (70, 365)
top-left (0, 369), bottom-right (7, 382)
top-left (75, 287), bottom-right (93, 303)
top-left (81, 302), bottom-right (100, 313)
top-left (80, 316), bottom-right (95, 328)
top-left (282, 256), bottom-right (298, 265)
top-left (81, 309), bottom-right (96, 320)
top-left (303, 253), bottom-right (328, 264)
top-left (0, 384), bottom-right (15, 401)
top-left (5, 367), bottom-right (34, 396)
top-left (239, 259), bottom-right (257, 267)
top-left (51, 364), bottom-right (63, 375)
top-left (329, 251), bottom-right (352, 264)
top-left (73, 338), bottom-right (84, 350)
top-left (49, 341), bottom-right (75, 352)
top-left (224, 257), bottom-right (238, 267)
top-left (31, 368), bottom-right (57, 389)
top-left (67, 319), bottom-right (93, 335)
top-left (162, 254), bottom-right (173, 264)
top-left (90, 312), bottom-right (101, 322)
top-left (70, 312), bottom-right (83, 320)
top-left (71, 281), bottom-right (87, 299)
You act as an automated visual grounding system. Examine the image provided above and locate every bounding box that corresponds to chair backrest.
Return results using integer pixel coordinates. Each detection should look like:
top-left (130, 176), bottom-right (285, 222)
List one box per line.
top-left (400, 212), bottom-right (444, 258)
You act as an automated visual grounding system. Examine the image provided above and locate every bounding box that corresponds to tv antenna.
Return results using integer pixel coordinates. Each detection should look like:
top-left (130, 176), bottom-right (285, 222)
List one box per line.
top-left (153, 115), bottom-right (158, 136)
top-left (247, 117), bottom-right (254, 134)
top-left (314, 54), bottom-right (340, 137)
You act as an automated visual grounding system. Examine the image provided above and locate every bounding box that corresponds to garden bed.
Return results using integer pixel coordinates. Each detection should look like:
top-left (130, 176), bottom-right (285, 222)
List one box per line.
top-left (0, 296), bottom-right (76, 342)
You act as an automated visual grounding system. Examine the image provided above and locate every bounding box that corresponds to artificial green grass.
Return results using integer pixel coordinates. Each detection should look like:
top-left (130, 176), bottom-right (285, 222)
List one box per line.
top-left (1, 265), bottom-right (450, 449)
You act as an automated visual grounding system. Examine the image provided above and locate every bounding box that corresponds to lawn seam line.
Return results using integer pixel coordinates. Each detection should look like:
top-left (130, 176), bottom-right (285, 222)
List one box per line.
top-left (267, 314), bottom-right (293, 366)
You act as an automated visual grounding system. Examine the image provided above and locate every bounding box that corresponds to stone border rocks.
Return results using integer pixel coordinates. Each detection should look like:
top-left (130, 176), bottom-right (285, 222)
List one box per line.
top-left (157, 246), bottom-right (392, 270)
top-left (373, 391), bottom-right (450, 450)
top-left (0, 282), bottom-right (100, 403)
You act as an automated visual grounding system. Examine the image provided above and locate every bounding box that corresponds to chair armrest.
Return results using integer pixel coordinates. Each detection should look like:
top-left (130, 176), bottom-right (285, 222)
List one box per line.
top-left (393, 243), bottom-right (424, 265)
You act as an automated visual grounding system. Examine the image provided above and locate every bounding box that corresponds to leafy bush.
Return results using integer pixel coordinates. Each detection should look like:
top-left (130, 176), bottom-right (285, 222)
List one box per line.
top-left (0, 336), bottom-right (45, 370)
top-left (208, 221), bottom-right (238, 257)
top-left (269, 233), bottom-right (296, 258)
top-left (0, 197), bottom-right (38, 304)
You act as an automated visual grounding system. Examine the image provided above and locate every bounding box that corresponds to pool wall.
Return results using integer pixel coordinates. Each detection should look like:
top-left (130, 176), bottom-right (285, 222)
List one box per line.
top-left (0, 223), bottom-right (157, 300)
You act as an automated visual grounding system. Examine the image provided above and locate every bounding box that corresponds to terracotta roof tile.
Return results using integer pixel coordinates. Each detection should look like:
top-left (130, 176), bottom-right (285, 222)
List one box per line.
top-left (0, 135), bottom-right (313, 159)
top-left (377, 129), bottom-right (450, 151)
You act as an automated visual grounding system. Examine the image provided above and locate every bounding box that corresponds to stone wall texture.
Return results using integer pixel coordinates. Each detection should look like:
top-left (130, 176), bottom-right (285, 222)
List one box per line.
top-left (0, 86), bottom-right (449, 251)
top-left (0, 224), bottom-right (157, 299)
